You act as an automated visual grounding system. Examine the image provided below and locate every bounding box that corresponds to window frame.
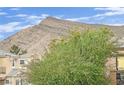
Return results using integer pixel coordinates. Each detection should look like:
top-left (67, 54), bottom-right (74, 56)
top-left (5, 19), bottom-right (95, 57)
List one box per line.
top-left (16, 79), bottom-right (20, 85)
top-left (5, 80), bottom-right (10, 84)
top-left (20, 59), bottom-right (25, 65)
top-left (0, 66), bottom-right (6, 74)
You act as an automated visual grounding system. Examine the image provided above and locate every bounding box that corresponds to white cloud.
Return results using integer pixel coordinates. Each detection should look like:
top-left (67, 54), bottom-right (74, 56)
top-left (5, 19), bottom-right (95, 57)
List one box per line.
top-left (94, 7), bottom-right (124, 11)
top-left (7, 13), bottom-right (64, 25)
top-left (2, 13), bottom-right (51, 34)
top-left (24, 14), bottom-right (49, 25)
top-left (66, 7), bottom-right (124, 22)
top-left (6, 14), bottom-right (48, 26)
top-left (15, 14), bottom-right (28, 17)
top-left (9, 8), bottom-right (20, 11)
top-left (27, 15), bottom-right (42, 19)
top-left (7, 14), bottom-right (28, 18)
top-left (0, 12), bottom-right (7, 16)
top-left (8, 13), bottom-right (49, 18)
top-left (1, 13), bottom-right (64, 37)
top-left (54, 15), bottom-right (64, 19)
top-left (94, 7), bottom-right (124, 17)
top-left (105, 23), bottom-right (124, 26)
top-left (66, 16), bottom-right (91, 21)
top-left (0, 22), bottom-right (31, 33)
top-left (41, 14), bottom-right (49, 18)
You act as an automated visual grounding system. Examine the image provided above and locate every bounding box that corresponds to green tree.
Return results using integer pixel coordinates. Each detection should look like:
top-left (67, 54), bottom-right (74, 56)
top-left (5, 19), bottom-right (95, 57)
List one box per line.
top-left (10, 45), bottom-right (27, 55)
top-left (10, 45), bottom-right (21, 55)
top-left (27, 28), bottom-right (116, 85)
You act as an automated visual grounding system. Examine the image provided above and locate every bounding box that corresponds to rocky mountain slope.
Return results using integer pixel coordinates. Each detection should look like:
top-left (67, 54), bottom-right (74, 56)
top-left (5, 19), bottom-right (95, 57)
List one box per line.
top-left (0, 17), bottom-right (124, 58)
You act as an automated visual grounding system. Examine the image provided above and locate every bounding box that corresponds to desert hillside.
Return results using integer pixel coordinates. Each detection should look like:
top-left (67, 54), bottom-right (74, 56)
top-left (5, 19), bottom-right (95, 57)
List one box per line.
top-left (0, 17), bottom-right (124, 58)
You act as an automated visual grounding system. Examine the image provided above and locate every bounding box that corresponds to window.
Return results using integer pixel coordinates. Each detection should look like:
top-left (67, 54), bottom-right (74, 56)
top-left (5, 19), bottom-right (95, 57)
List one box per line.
top-left (120, 74), bottom-right (124, 80)
top-left (0, 67), bottom-right (6, 74)
top-left (20, 60), bottom-right (25, 64)
top-left (118, 71), bottom-right (124, 80)
top-left (16, 79), bottom-right (20, 85)
top-left (5, 80), bottom-right (10, 84)
top-left (117, 72), bottom-right (121, 80)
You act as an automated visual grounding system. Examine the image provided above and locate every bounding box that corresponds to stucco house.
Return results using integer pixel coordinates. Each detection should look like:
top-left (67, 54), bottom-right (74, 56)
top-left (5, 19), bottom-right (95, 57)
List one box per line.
top-left (0, 43), bottom-right (124, 85)
top-left (116, 46), bottom-right (124, 84)
top-left (0, 50), bottom-right (29, 85)
top-left (0, 50), bottom-right (17, 84)
top-left (106, 37), bottom-right (124, 85)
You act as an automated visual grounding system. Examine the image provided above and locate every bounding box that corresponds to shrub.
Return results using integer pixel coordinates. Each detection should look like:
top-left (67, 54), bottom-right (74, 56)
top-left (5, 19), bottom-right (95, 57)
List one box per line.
top-left (27, 28), bottom-right (115, 85)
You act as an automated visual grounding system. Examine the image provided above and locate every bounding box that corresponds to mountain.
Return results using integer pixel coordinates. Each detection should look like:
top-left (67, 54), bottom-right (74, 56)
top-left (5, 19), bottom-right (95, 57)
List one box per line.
top-left (0, 17), bottom-right (124, 58)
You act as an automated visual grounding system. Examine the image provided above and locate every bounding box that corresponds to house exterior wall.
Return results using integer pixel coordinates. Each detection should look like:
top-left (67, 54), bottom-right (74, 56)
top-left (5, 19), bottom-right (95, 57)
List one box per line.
top-left (5, 76), bottom-right (22, 85)
top-left (0, 49), bottom-right (31, 85)
top-left (106, 48), bottom-right (124, 85)
top-left (118, 56), bottom-right (124, 70)
top-left (106, 57), bottom-right (117, 85)
top-left (0, 55), bottom-right (30, 85)
top-left (0, 55), bottom-right (118, 85)
top-left (17, 58), bottom-right (28, 68)
top-left (0, 57), bottom-right (12, 78)
top-left (1, 50), bottom-right (122, 85)
top-left (16, 57), bottom-right (31, 71)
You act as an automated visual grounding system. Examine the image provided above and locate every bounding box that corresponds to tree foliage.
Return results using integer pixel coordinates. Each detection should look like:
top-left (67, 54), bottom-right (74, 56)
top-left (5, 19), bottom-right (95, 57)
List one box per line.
top-left (27, 28), bottom-right (116, 85)
top-left (10, 45), bottom-right (27, 55)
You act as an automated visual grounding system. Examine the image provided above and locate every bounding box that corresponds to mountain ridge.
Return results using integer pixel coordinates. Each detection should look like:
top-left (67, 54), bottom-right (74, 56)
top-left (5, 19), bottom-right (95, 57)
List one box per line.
top-left (0, 16), bottom-right (124, 58)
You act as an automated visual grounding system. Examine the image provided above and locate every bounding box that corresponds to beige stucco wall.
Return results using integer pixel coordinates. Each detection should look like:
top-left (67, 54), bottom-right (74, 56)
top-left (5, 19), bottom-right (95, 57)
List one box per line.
top-left (0, 57), bottom-right (12, 78)
top-left (16, 57), bottom-right (31, 70)
top-left (0, 55), bottom-right (30, 85)
top-left (5, 76), bottom-right (21, 85)
top-left (0, 56), bottom-right (30, 71)
top-left (118, 56), bottom-right (124, 70)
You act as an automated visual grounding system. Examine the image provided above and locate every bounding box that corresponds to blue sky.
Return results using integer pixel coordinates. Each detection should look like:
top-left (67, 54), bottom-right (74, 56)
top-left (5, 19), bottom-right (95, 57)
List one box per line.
top-left (0, 7), bottom-right (124, 40)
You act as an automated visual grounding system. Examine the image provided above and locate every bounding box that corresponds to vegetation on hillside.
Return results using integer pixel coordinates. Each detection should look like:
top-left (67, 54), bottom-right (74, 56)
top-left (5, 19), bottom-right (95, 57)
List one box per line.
top-left (27, 28), bottom-right (116, 85)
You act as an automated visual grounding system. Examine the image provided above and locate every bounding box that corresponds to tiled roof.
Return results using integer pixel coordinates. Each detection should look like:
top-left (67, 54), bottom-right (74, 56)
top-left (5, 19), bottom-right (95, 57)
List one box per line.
top-left (7, 69), bottom-right (22, 77)
top-left (0, 50), bottom-right (16, 57)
